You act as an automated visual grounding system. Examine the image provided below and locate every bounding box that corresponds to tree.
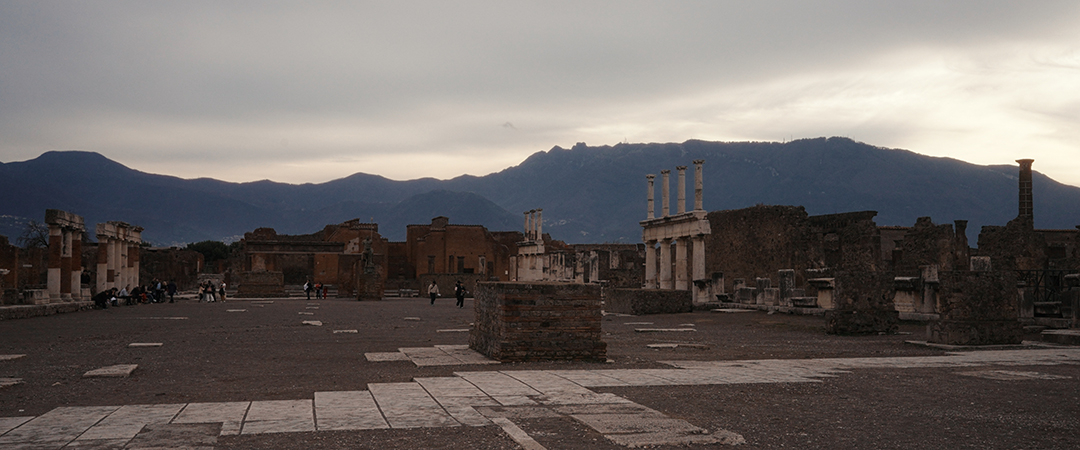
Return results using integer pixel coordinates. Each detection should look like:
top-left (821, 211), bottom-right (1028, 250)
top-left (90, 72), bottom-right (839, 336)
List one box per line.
top-left (185, 240), bottom-right (232, 264)
top-left (16, 220), bottom-right (49, 249)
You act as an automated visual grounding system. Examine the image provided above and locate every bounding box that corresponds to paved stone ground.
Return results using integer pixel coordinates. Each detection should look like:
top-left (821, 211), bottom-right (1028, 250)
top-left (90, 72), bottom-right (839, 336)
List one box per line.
top-left (1, 297), bottom-right (1078, 449)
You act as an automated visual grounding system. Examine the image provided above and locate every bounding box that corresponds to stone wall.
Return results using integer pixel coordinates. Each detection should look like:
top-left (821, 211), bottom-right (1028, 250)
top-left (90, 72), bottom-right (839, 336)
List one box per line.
top-left (470, 282), bottom-right (606, 362)
top-left (606, 288), bottom-right (692, 315)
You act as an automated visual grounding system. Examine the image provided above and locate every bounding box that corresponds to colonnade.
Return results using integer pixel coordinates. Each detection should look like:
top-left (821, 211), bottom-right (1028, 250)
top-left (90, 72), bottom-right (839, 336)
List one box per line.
top-left (95, 221), bottom-right (143, 293)
top-left (523, 209), bottom-right (543, 241)
top-left (640, 160), bottom-right (710, 301)
top-left (45, 209), bottom-right (86, 301)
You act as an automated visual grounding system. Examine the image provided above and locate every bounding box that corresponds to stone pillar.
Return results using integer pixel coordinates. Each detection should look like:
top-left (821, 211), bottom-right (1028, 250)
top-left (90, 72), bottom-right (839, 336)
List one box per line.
top-left (693, 159), bottom-right (704, 211)
top-left (130, 243), bottom-right (140, 290)
top-left (47, 225), bottom-right (62, 301)
top-left (644, 240), bottom-right (657, 289)
top-left (60, 230), bottom-right (72, 300)
top-left (536, 209), bottom-right (542, 240)
top-left (523, 211), bottom-right (530, 240)
top-left (674, 237), bottom-right (688, 290)
top-left (661, 170), bottom-right (670, 217)
top-left (676, 165), bottom-right (687, 214)
top-left (96, 236), bottom-right (109, 293)
top-left (659, 239), bottom-right (673, 289)
top-left (110, 238), bottom-right (120, 289)
top-left (70, 235), bottom-right (82, 300)
top-left (1017, 159), bottom-right (1034, 220)
top-left (646, 174), bottom-right (655, 219)
top-left (691, 236), bottom-right (707, 302)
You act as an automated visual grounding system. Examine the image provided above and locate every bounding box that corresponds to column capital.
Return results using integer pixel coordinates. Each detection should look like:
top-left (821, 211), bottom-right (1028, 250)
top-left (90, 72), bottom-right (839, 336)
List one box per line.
top-left (645, 174), bottom-right (655, 180)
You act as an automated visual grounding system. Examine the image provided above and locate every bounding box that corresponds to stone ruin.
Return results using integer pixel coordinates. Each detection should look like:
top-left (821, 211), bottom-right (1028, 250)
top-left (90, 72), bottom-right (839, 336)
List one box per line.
top-left (469, 281), bottom-right (606, 362)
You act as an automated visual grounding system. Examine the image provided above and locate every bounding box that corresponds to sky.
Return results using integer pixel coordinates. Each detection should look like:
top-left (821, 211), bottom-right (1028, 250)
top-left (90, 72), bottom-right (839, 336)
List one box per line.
top-left (2, 1), bottom-right (1079, 187)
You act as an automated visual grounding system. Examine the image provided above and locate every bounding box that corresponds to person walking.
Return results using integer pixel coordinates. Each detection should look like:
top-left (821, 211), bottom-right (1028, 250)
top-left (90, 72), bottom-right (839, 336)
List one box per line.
top-left (304, 281), bottom-right (312, 300)
top-left (167, 280), bottom-right (177, 303)
top-left (428, 280), bottom-right (440, 305)
top-left (454, 280), bottom-right (465, 308)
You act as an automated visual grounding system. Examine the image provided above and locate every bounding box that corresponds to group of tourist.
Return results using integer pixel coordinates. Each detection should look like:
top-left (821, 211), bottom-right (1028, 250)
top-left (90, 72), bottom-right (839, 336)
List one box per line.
top-left (303, 281), bottom-right (329, 299)
top-left (91, 279), bottom-right (178, 309)
top-left (428, 280), bottom-right (468, 308)
top-left (199, 281), bottom-right (226, 302)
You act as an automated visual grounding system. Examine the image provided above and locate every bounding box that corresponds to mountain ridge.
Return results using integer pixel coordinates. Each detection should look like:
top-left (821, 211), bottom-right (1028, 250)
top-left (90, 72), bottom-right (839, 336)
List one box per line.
top-left (2, 137), bottom-right (1078, 245)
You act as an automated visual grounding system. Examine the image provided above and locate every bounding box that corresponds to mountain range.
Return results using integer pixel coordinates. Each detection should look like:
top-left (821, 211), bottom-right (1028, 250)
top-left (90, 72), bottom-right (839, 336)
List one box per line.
top-left (1, 137), bottom-right (1078, 246)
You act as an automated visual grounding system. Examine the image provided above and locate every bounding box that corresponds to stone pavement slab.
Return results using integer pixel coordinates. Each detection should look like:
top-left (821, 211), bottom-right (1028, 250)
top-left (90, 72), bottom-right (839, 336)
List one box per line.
top-left (368, 382), bottom-right (459, 429)
top-left (126, 343), bottom-right (162, 348)
top-left (313, 390), bottom-right (388, 431)
top-left (225, 309), bottom-right (246, 312)
top-left (83, 365), bottom-right (137, 378)
top-left (172, 402), bottom-right (250, 436)
top-left (0, 354), bottom-right (25, 361)
top-left (456, 372), bottom-right (543, 398)
top-left (364, 352), bottom-right (410, 362)
top-left (242, 399), bottom-right (314, 434)
top-left (75, 403), bottom-right (185, 442)
top-left (302, 320), bottom-right (322, 326)
top-left (634, 328), bottom-right (696, 332)
top-left (490, 417), bottom-right (547, 450)
top-left (124, 423), bottom-right (220, 450)
top-left (333, 329), bottom-right (357, 334)
top-left (0, 405), bottom-right (119, 448)
top-left (0, 416), bottom-right (33, 435)
top-left (0, 378), bottom-right (23, 389)
top-left (502, 370), bottom-right (594, 396)
top-left (399, 347), bottom-right (460, 366)
top-left (545, 370), bottom-right (630, 387)
top-left (436, 345), bottom-right (500, 365)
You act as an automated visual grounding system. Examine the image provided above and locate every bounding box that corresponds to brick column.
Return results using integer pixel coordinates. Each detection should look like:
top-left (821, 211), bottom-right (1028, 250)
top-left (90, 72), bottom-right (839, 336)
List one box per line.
top-left (646, 174), bottom-right (655, 219)
top-left (1016, 159), bottom-right (1034, 220)
top-left (675, 237), bottom-right (688, 290)
top-left (108, 238), bottom-right (119, 289)
top-left (70, 236), bottom-right (82, 300)
top-left (661, 170), bottom-right (670, 217)
top-left (676, 165), bottom-right (687, 214)
top-left (644, 240), bottom-right (657, 289)
top-left (47, 224), bottom-right (62, 301)
top-left (693, 159), bottom-right (704, 211)
top-left (659, 238), bottom-right (673, 289)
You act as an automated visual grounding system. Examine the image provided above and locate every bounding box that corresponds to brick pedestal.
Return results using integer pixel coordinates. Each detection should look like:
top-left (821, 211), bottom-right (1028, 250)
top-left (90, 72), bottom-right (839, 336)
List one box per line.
top-left (234, 271), bottom-right (287, 298)
top-left (470, 282), bottom-right (606, 362)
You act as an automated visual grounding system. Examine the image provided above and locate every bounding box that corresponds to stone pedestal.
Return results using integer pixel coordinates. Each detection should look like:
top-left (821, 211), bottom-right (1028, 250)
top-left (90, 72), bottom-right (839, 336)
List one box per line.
top-left (356, 273), bottom-right (384, 301)
top-left (824, 272), bottom-right (898, 335)
top-left (234, 271), bottom-right (287, 298)
top-left (928, 271), bottom-right (1022, 345)
top-left (470, 282), bottom-right (605, 362)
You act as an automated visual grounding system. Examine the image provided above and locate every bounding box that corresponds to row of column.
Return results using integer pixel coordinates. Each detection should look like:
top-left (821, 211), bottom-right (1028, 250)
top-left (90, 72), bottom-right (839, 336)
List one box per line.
top-left (523, 209), bottom-right (543, 241)
top-left (643, 236), bottom-right (706, 290)
top-left (45, 209), bottom-right (86, 301)
top-left (646, 160), bottom-right (704, 219)
top-left (95, 222), bottom-right (143, 293)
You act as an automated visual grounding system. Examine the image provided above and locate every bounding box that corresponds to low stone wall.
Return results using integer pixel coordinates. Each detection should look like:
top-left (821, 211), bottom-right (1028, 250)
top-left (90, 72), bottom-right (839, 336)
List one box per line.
top-left (0, 301), bottom-right (93, 320)
top-left (470, 281), bottom-right (606, 362)
top-left (606, 289), bottom-right (692, 315)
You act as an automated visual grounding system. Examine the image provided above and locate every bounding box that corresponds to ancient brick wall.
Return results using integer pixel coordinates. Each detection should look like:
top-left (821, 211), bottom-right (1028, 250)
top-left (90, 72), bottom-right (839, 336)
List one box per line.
top-left (469, 282), bottom-right (606, 362)
top-left (976, 217), bottom-right (1047, 272)
top-left (894, 217), bottom-right (964, 276)
top-left (137, 247), bottom-right (204, 290)
top-left (824, 271), bottom-right (898, 335)
top-left (704, 206), bottom-right (810, 293)
top-left (606, 288), bottom-right (691, 315)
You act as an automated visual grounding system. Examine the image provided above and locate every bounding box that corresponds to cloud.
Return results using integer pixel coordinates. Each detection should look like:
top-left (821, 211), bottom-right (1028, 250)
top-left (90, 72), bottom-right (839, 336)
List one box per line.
top-left (1, 1), bottom-right (1079, 186)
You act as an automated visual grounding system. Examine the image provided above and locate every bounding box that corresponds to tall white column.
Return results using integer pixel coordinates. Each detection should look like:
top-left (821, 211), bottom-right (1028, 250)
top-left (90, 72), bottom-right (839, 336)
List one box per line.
top-left (646, 174), bottom-right (656, 219)
top-left (675, 237), bottom-right (688, 290)
top-left (661, 170), bottom-right (670, 217)
top-left (523, 211), bottom-right (530, 239)
top-left (659, 239), bottom-right (673, 289)
top-left (676, 166), bottom-right (687, 214)
top-left (692, 236), bottom-right (706, 302)
top-left (536, 209), bottom-right (542, 239)
top-left (693, 159), bottom-right (704, 211)
top-left (644, 240), bottom-right (657, 289)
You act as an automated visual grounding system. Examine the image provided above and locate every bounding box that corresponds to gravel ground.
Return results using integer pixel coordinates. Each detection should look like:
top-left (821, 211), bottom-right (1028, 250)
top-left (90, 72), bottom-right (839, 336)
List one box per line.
top-left (1, 296), bottom-right (1077, 449)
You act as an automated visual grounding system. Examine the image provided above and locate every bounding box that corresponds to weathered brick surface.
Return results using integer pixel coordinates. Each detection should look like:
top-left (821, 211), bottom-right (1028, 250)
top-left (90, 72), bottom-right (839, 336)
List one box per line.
top-left (605, 289), bottom-right (691, 315)
top-left (928, 271), bottom-right (1023, 345)
top-left (470, 282), bottom-right (606, 362)
top-left (824, 271), bottom-right (898, 335)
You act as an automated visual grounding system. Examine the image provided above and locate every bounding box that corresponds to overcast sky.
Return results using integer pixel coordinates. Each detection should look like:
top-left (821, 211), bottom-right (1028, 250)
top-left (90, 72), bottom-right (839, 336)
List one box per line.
top-left (2, 1), bottom-right (1079, 186)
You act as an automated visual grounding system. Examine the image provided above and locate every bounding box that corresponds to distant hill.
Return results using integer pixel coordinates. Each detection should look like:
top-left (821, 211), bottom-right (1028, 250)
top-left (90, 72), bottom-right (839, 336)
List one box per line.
top-left (1, 137), bottom-right (1077, 246)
